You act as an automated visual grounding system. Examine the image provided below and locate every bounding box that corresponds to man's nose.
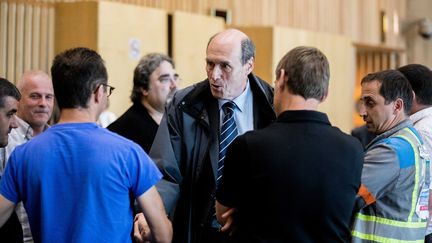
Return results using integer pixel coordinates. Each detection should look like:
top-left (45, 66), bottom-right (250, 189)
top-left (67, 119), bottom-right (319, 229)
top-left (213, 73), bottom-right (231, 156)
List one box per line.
top-left (10, 115), bottom-right (19, 129)
top-left (210, 65), bottom-right (222, 80)
top-left (359, 103), bottom-right (367, 117)
top-left (171, 77), bottom-right (179, 90)
top-left (38, 97), bottom-right (48, 107)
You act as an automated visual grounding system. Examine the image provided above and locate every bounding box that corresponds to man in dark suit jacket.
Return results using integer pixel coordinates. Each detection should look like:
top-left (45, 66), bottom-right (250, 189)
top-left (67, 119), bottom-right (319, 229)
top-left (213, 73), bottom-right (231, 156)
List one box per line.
top-left (216, 46), bottom-right (364, 242)
top-left (135, 29), bottom-right (275, 243)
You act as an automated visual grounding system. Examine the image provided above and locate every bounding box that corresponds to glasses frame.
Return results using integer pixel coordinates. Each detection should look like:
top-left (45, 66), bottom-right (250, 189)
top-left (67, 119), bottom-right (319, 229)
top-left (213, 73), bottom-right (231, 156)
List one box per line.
top-left (100, 83), bottom-right (115, 97)
top-left (157, 74), bottom-right (181, 84)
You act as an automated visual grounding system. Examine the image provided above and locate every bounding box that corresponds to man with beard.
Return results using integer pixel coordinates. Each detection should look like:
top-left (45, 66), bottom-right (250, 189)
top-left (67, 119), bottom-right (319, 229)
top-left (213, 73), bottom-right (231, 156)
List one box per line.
top-left (0, 70), bottom-right (54, 243)
top-left (108, 53), bottom-right (179, 153)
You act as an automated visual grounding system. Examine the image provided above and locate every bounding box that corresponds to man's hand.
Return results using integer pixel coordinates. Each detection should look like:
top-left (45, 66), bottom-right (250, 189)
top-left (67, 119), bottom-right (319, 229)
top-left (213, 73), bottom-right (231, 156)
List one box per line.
top-left (215, 201), bottom-right (238, 235)
top-left (219, 207), bottom-right (237, 234)
top-left (133, 213), bottom-right (151, 243)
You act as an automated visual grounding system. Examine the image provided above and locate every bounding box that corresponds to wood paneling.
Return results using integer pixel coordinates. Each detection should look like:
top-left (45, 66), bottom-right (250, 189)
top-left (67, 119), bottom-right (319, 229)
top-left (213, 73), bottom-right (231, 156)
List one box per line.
top-left (171, 11), bottom-right (225, 88)
top-left (55, 1), bottom-right (167, 116)
top-left (405, 0), bottom-right (432, 68)
top-left (1, 0), bottom-right (410, 83)
top-left (98, 2), bottom-right (167, 116)
top-left (54, 2), bottom-right (98, 53)
top-left (3, 0), bottom-right (426, 129)
top-left (238, 26), bottom-right (355, 132)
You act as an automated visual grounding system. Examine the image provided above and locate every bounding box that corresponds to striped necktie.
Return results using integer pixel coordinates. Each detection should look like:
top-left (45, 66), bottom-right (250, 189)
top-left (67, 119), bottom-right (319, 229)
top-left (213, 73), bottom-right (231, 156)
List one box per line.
top-left (217, 101), bottom-right (238, 187)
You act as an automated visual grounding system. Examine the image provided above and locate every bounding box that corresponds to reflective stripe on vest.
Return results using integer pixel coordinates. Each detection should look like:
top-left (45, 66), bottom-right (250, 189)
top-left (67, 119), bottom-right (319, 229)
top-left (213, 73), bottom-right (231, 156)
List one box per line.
top-left (396, 128), bottom-right (421, 222)
top-left (352, 213), bottom-right (426, 242)
top-left (352, 127), bottom-right (427, 242)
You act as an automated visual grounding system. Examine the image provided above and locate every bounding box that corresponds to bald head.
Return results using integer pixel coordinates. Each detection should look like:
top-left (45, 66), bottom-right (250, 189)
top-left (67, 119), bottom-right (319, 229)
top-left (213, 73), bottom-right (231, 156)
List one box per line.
top-left (17, 71), bottom-right (50, 91)
top-left (16, 70), bottom-right (54, 135)
top-left (207, 29), bottom-right (255, 65)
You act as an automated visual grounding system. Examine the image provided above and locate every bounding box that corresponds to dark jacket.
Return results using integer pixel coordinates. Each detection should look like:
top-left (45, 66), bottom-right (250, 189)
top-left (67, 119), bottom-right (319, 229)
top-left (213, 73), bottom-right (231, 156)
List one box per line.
top-left (107, 102), bottom-right (158, 154)
top-left (217, 110), bottom-right (364, 242)
top-left (150, 73), bottom-right (275, 243)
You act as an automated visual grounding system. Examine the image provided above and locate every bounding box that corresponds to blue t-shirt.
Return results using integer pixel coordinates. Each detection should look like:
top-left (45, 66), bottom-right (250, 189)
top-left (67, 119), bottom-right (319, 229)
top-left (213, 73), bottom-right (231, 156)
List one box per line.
top-left (0, 123), bottom-right (162, 243)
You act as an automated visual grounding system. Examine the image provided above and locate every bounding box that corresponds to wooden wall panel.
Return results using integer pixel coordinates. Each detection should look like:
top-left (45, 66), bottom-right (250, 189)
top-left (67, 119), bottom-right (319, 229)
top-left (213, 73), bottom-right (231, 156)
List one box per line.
top-left (55, 1), bottom-right (168, 116)
top-left (23, 4), bottom-right (33, 71)
top-left (39, 5), bottom-right (49, 71)
top-left (0, 2), bottom-right (7, 78)
top-left (0, 1), bottom-right (54, 83)
top-left (98, 2), bottom-right (167, 116)
top-left (7, 3), bottom-right (16, 82)
top-left (405, 0), bottom-right (432, 68)
top-left (237, 27), bottom-right (274, 83)
top-left (3, 0), bottom-right (426, 129)
top-left (239, 26), bottom-right (355, 132)
top-left (15, 3), bottom-right (25, 81)
top-left (171, 11), bottom-right (225, 88)
top-left (31, 4), bottom-right (41, 71)
top-left (1, 0), bottom-right (412, 81)
top-left (54, 2), bottom-right (98, 54)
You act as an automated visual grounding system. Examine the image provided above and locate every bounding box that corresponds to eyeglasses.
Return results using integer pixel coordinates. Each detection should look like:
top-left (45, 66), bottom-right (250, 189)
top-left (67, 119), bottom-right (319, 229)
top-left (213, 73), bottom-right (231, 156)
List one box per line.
top-left (100, 83), bottom-right (115, 97)
top-left (158, 74), bottom-right (181, 84)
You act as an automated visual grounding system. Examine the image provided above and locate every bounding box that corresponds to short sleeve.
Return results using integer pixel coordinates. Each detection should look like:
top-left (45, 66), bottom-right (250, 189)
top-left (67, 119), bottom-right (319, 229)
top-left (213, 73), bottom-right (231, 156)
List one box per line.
top-left (0, 151), bottom-right (20, 204)
top-left (129, 146), bottom-right (162, 198)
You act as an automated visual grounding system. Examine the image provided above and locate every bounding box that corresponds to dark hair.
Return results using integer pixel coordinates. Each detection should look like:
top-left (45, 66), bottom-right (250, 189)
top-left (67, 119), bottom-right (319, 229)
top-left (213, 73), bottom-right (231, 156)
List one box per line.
top-left (130, 53), bottom-right (174, 104)
top-left (0, 78), bottom-right (21, 108)
top-left (207, 32), bottom-right (256, 65)
top-left (275, 46), bottom-right (330, 100)
top-left (51, 47), bottom-right (107, 109)
top-left (361, 70), bottom-right (413, 114)
top-left (398, 64), bottom-right (432, 105)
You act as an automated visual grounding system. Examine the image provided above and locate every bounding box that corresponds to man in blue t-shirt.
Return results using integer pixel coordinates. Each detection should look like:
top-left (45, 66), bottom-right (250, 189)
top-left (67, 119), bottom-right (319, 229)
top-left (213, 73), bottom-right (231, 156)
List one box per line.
top-left (0, 48), bottom-right (172, 243)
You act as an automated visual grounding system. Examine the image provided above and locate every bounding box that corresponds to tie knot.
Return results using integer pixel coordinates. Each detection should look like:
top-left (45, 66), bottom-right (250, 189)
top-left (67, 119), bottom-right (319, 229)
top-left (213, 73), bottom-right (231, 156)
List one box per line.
top-left (222, 101), bottom-right (236, 115)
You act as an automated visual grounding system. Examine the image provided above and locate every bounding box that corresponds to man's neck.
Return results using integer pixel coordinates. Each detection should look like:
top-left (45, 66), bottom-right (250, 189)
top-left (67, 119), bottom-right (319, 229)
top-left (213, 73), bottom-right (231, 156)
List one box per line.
top-left (57, 108), bottom-right (97, 124)
top-left (411, 103), bottom-right (432, 115)
top-left (31, 125), bottom-right (46, 136)
top-left (141, 100), bottom-right (163, 125)
top-left (376, 113), bottom-right (409, 135)
top-left (277, 94), bottom-right (320, 116)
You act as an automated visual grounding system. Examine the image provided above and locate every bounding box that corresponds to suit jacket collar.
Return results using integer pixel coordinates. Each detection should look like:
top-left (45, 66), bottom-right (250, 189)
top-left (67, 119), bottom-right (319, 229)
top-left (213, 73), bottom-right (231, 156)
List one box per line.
top-left (178, 73), bottom-right (275, 130)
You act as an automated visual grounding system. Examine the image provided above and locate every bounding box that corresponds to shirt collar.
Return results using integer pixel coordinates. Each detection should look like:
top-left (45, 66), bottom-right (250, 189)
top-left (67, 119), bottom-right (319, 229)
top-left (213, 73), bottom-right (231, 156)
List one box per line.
top-left (410, 106), bottom-right (432, 124)
top-left (218, 79), bottom-right (251, 112)
top-left (14, 116), bottom-right (50, 140)
top-left (15, 116), bottom-right (33, 140)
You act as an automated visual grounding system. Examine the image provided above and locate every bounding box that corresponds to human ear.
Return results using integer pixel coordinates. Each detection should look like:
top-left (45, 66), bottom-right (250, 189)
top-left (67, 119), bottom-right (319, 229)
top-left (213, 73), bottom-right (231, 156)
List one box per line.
top-left (141, 87), bottom-right (149, 96)
top-left (245, 58), bottom-right (254, 75)
top-left (393, 98), bottom-right (404, 114)
top-left (94, 85), bottom-right (104, 103)
top-left (276, 69), bottom-right (286, 91)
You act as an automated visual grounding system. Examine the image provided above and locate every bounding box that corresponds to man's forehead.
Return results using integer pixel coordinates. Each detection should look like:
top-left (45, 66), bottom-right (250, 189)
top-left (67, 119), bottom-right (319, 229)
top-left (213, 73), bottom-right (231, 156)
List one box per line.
top-left (1, 96), bottom-right (18, 109)
top-left (361, 81), bottom-right (384, 101)
top-left (361, 81), bottom-right (381, 92)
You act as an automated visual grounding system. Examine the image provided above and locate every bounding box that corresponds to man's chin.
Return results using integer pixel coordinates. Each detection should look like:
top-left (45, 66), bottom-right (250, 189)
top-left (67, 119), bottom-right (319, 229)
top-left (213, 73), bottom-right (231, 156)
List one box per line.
top-left (365, 124), bottom-right (375, 132)
top-left (30, 119), bottom-right (50, 127)
top-left (0, 140), bottom-right (8, 148)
